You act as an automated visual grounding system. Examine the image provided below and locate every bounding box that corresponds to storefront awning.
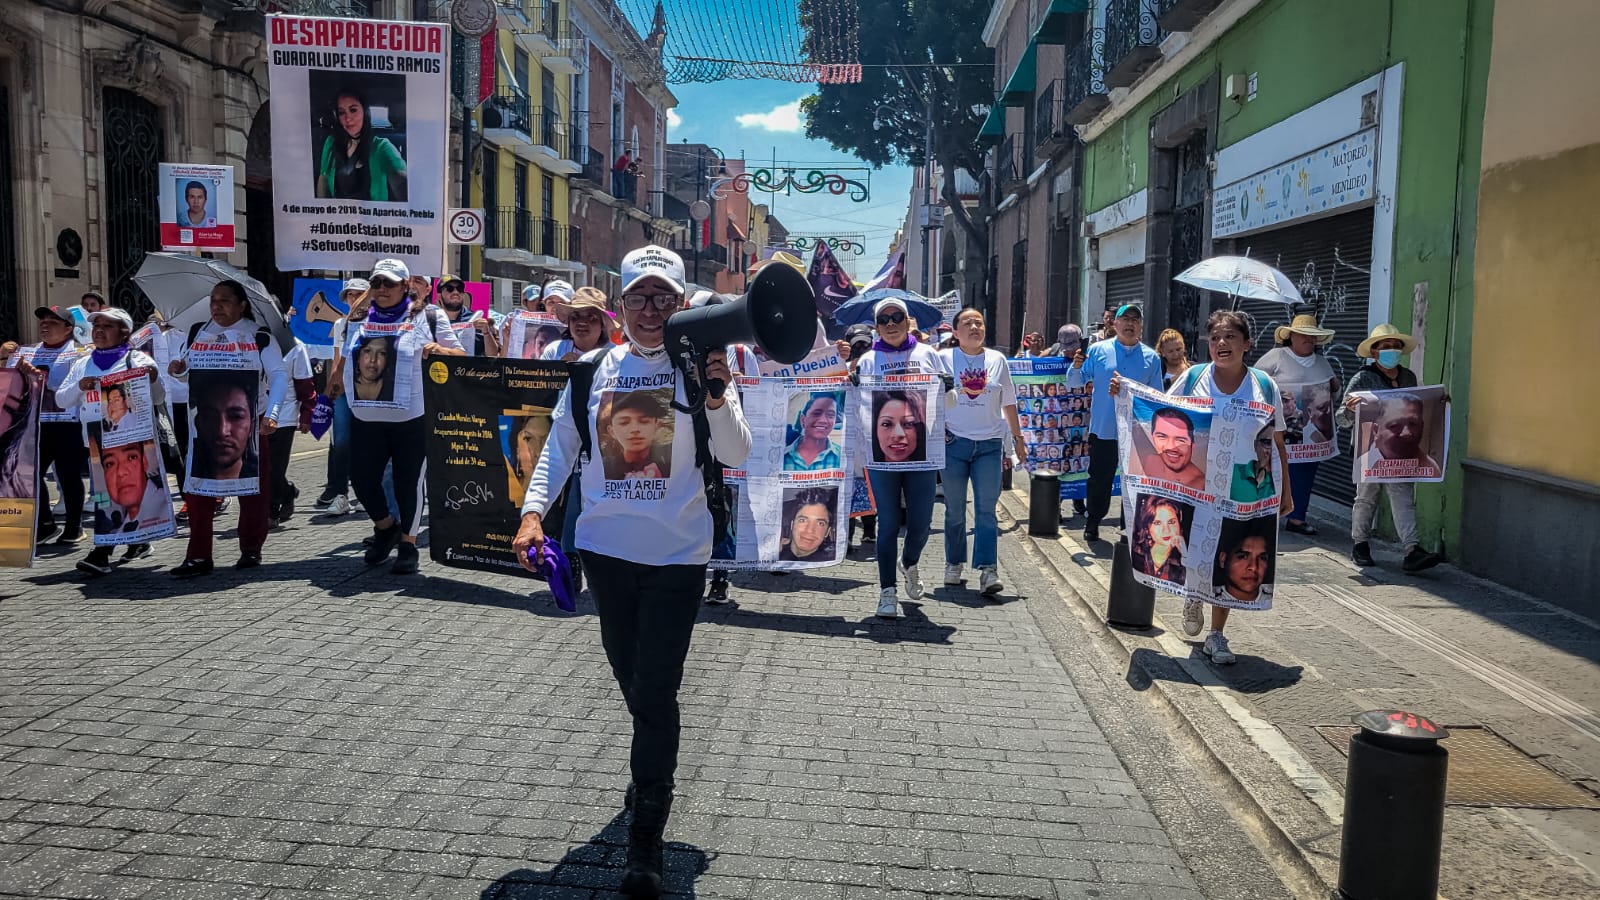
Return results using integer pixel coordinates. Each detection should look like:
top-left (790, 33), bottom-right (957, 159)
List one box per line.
top-left (999, 41), bottom-right (1037, 107)
top-left (977, 104), bottom-right (1005, 148)
top-left (1033, 0), bottom-right (1089, 44)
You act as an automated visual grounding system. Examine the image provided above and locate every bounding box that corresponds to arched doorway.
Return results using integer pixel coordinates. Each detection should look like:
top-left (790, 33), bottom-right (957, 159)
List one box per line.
top-left (101, 87), bottom-right (163, 319)
top-left (245, 101), bottom-right (293, 306)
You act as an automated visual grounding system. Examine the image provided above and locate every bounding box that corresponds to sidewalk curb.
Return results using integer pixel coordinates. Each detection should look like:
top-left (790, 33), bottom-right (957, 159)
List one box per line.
top-left (998, 489), bottom-right (1342, 898)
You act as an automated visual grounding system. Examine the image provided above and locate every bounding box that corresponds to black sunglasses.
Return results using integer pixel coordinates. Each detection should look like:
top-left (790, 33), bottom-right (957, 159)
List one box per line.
top-left (875, 311), bottom-right (907, 326)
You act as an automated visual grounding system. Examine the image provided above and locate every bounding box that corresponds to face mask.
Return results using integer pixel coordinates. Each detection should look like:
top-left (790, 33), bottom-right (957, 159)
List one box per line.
top-left (1376, 349), bottom-right (1403, 368)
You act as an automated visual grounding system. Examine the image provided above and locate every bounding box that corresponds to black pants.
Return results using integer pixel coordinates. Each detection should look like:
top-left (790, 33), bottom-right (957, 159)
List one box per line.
top-left (36, 422), bottom-right (88, 533)
top-left (267, 427), bottom-right (297, 516)
top-left (581, 550), bottom-right (705, 791)
top-left (349, 415), bottom-right (428, 535)
top-left (1086, 435), bottom-right (1120, 529)
top-left (170, 402), bottom-right (189, 493)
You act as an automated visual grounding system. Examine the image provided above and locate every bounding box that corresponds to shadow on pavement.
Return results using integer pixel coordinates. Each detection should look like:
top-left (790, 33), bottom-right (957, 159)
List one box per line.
top-left (480, 810), bottom-right (710, 899)
top-left (1125, 645), bottom-right (1304, 695)
top-left (704, 600), bottom-right (956, 645)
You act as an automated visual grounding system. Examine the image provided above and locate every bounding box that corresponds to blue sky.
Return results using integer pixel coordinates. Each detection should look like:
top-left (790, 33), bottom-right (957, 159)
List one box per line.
top-left (667, 79), bottom-right (914, 280)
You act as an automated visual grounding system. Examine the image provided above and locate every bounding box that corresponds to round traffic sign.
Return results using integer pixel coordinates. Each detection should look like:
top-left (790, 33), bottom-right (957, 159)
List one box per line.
top-left (448, 208), bottom-right (485, 244)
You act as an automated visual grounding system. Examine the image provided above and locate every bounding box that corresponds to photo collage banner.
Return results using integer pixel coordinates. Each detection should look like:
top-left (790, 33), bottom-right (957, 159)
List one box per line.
top-left (1009, 356), bottom-right (1101, 500)
top-left (1116, 380), bottom-right (1280, 611)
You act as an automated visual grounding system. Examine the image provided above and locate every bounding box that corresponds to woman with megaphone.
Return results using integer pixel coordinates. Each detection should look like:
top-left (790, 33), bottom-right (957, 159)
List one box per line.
top-left (512, 245), bottom-right (751, 899)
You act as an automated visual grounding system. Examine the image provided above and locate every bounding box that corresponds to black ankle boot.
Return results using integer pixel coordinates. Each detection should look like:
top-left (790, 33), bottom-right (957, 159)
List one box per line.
top-left (619, 782), bottom-right (672, 898)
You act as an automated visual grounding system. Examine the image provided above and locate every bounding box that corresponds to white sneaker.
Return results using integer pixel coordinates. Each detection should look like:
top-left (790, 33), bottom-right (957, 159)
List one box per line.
top-left (1202, 632), bottom-right (1236, 665)
top-left (1181, 600), bottom-right (1205, 638)
top-left (875, 588), bottom-right (901, 619)
top-left (978, 566), bottom-right (1003, 596)
top-left (901, 563), bottom-right (925, 600)
top-left (327, 495), bottom-right (352, 516)
top-left (944, 564), bottom-right (965, 585)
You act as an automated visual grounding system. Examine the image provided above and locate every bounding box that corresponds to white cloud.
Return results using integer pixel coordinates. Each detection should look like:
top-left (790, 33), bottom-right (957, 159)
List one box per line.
top-left (736, 100), bottom-right (803, 133)
top-left (667, 108), bottom-right (682, 129)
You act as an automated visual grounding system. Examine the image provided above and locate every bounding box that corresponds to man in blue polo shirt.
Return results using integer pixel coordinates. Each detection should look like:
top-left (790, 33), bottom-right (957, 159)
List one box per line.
top-left (1066, 304), bottom-right (1164, 543)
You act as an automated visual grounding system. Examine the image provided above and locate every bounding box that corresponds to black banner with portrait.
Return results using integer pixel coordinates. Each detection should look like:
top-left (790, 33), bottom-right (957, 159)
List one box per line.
top-left (422, 356), bottom-right (569, 577)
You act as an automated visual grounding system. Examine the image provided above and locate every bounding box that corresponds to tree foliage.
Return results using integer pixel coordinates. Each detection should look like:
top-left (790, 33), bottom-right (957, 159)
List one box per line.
top-left (799, 0), bottom-right (995, 296)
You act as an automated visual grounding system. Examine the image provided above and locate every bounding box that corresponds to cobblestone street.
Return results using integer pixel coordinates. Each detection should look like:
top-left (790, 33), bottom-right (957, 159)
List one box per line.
top-left (0, 451), bottom-right (1258, 899)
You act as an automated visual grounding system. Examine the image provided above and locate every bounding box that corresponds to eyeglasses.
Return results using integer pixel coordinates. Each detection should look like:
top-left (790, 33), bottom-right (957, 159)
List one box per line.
top-left (621, 292), bottom-right (680, 311)
top-left (875, 311), bottom-right (907, 326)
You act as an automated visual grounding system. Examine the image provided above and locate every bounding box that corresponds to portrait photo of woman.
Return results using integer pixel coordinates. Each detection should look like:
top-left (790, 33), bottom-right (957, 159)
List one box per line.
top-left (871, 389), bottom-right (926, 464)
top-left (352, 336), bottom-right (398, 403)
top-left (0, 369), bottom-right (39, 499)
top-left (1131, 494), bottom-right (1192, 584)
top-left (503, 410), bottom-right (554, 510)
top-left (315, 84), bottom-right (409, 202)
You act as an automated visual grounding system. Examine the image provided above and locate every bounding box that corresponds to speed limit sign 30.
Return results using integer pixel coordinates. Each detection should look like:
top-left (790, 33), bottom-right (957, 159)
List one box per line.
top-left (447, 208), bottom-right (485, 245)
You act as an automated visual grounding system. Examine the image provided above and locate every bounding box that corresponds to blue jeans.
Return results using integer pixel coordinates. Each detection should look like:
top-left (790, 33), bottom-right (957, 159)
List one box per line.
top-left (944, 436), bottom-right (1003, 569)
top-left (325, 394), bottom-right (353, 498)
top-left (1287, 460), bottom-right (1319, 524)
top-left (866, 469), bottom-right (937, 588)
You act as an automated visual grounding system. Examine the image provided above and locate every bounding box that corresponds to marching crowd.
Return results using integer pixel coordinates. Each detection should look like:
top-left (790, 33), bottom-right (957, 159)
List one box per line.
top-left (3, 242), bottom-right (1446, 899)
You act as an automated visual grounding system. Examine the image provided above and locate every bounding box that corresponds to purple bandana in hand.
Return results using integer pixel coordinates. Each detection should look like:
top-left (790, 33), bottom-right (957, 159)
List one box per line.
top-left (308, 394), bottom-right (335, 440)
top-left (526, 540), bottom-right (577, 611)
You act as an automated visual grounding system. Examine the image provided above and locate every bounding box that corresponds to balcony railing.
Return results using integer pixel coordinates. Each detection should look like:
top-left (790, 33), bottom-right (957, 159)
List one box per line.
top-left (1035, 80), bottom-right (1069, 156)
top-left (531, 106), bottom-right (561, 153)
top-left (486, 208), bottom-right (576, 261)
top-left (997, 134), bottom-right (1022, 188)
top-left (1063, 28), bottom-right (1110, 126)
top-left (1104, 0), bottom-right (1164, 89)
top-left (579, 146), bottom-right (606, 186)
top-left (482, 89), bottom-right (532, 140)
top-left (1155, 0), bottom-right (1222, 32)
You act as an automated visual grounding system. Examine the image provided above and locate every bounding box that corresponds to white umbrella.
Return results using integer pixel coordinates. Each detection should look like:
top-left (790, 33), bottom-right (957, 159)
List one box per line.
top-left (133, 253), bottom-right (293, 347)
top-left (1174, 255), bottom-right (1304, 306)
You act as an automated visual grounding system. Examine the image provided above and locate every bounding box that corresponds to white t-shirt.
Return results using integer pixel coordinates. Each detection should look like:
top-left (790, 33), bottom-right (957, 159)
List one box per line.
top-left (855, 340), bottom-right (946, 378)
top-left (162, 329), bottom-right (190, 404)
top-left (1172, 364), bottom-right (1288, 431)
top-left (540, 338), bottom-right (575, 360)
top-left (271, 341), bottom-right (314, 430)
top-left (342, 307), bottom-right (463, 423)
top-left (522, 344), bottom-right (753, 567)
top-left (939, 347), bottom-right (1017, 441)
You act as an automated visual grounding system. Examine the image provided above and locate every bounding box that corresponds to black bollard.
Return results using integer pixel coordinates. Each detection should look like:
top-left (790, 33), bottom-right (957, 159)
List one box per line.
top-left (1028, 469), bottom-right (1060, 536)
top-left (1106, 536), bottom-right (1156, 628)
top-left (1338, 709), bottom-right (1449, 900)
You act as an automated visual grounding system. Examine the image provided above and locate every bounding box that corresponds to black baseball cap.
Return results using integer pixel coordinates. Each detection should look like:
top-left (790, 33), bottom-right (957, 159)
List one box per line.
top-left (846, 324), bottom-right (874, 347)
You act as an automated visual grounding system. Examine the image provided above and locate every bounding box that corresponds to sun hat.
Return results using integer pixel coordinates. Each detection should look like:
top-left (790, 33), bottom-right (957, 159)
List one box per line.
top-left (87, 307), bottom-right (134, 330)
top-left (551, 286), bottom-right (618, 331)
top-left (1275, 314), bottom-right (1335, 345)
top-left (1357, 323), bottom-right (1417, 359)
top-left (749, 250), bottom-right (805, 275)
top-left (620, 245), bottom-right (686, 294)
top-left (369, 259), bottom-right (409, 283)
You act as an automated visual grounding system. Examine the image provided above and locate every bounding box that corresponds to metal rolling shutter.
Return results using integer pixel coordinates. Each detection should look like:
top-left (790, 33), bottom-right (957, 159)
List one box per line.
top-left (1234, 209), bottom-right (1375, 506)
top-left (1104, 265), bottom-right (1144, 315)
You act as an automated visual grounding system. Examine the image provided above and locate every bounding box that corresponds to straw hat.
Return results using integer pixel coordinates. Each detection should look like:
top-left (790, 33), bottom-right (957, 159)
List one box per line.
top-left (1274, 314), bottom-right (1335, 345)
top-left (550, 285), bottom-right (618, 332)
top-left (749, 250), bottom-right (805, 275)
top-left (1356, 323), bottom-right (1417, 359)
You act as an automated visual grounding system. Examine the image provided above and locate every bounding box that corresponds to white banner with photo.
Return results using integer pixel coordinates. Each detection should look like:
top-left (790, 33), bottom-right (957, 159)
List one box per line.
top-left (1116, 380), bottom-right (1281, 611)
top-left (856, 373), bottom-right (945, 472)
top-left (711, 376), bottom-right (852, 570)
top-left (88, 435), bottom-right (175, 547)
top-left (266, 14), bottom-right (449, 273)
top-left (95, 368), bottom-right (157, 450)
top-left (345, 321), bottom-right (416, 412)
top-left (1351, 385), bottom-right (1449, 483)
top-left (502, 310), bottom-right (564, 361)
top-left (186, 341), bottom-right (263, 498)
top-left (10, 344), bottom-right (85, 423)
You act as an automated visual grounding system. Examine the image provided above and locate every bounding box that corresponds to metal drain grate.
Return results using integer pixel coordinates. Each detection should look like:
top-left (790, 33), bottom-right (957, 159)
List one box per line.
top-left (1315, 725), bottom-right (1600, 809)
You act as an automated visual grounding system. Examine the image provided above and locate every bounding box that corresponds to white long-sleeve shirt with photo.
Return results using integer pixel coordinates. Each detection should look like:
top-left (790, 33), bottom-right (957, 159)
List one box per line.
top-left (522, 344), bottom-right (753, 567)
top-left (341, 308), bottom-right (464, 423)
top-left (173, 321), bottom-right (289, 423)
